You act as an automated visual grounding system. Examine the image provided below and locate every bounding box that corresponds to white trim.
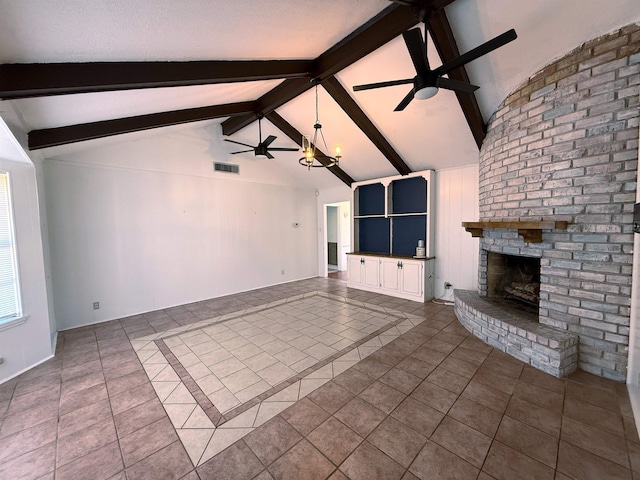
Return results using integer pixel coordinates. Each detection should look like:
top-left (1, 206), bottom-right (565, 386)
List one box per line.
top-left (0, 314), bottom-right (27, 332)
top-left (0, 350), bottom-right (55, 386)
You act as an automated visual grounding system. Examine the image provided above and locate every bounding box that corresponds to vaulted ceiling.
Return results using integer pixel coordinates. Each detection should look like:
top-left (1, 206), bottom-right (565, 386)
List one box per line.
top-left (0, 0), bottom-right (638, 189)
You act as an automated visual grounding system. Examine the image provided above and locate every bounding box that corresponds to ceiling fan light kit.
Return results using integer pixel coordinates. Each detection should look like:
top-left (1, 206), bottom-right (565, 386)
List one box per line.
top-left (352, 23), bottom-right (517, 111)
top-left (299, 80), bottom-right (343, 170)
top-left (414, 85), bottom-right (438, 100)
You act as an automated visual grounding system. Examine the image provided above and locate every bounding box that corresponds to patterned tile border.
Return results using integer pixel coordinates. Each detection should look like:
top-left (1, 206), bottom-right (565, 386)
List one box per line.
top-left (130, 291), bottom-right (426, 466)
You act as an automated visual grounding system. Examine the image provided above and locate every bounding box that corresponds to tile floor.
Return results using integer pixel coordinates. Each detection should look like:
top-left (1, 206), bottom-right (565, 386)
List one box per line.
top-left (0, 276), bottom-right (638, 480)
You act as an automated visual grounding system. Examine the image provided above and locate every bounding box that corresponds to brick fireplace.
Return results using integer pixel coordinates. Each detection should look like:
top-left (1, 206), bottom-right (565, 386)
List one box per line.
top-left (455, 22), bottom-right (639, 381)
top-left (485, 251), bottom-right (541, 309)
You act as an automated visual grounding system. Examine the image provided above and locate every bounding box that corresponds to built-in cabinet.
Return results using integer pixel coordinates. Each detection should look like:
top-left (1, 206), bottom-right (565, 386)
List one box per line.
top-left (348, 254), bottom-right (435, 302)
top-left (347, 254), bottom-right (380, 290)
top-left (348, 170), bottom-right (435, 302)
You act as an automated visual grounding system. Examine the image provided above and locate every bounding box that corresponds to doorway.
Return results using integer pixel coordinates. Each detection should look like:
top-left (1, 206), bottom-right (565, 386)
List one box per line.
top-left (325, 201), bottom-right (350, 279)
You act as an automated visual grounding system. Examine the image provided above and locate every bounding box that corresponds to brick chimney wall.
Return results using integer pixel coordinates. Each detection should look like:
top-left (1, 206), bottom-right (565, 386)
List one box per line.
top-left (477, 23), bottom-right (640, 380)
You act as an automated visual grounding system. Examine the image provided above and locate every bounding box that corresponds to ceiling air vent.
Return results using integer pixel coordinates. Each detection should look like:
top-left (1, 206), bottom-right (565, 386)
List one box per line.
top-left (214, 162), bottom-right (239, 174)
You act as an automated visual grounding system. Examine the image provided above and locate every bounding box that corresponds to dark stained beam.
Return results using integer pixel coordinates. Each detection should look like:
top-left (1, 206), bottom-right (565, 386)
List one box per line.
top-left (0, 60), bottom-right (314, 99)
top-left (322, 76), bottom-right (411, 176)
top-left (29, 101), bottom-right (255, 150)
top-left (222, 77), bottom-right (314, 135)
top-left (265, 111), bottom-right (354, 186)
top-left (426, 9), bottom-right (486, 148)
top-left (222, 3), bottom-right (423, 136)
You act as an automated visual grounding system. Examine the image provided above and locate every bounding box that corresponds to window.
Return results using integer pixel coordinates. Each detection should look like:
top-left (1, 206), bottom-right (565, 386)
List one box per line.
top-left (0, 172), bottom-right (21, 323)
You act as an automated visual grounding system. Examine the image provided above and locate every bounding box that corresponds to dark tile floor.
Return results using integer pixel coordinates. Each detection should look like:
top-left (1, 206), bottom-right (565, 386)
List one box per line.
top-left (0, 277), bottom-right (638, 479)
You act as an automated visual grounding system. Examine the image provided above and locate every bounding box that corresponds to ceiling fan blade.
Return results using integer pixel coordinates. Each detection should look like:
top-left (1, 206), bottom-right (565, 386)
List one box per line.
top-left (262, 135), bottom-right (277, 148)
top-left (394, 89), bottom-right (415, 111)
top-left (437, 77), bottom-right (479, 93)
top-left (353, 78), bottom-right (414, 92)
top-left (266, 152), bottom-right (275, 160)
top-left (267, 147), bottom-right (299, 152)
top-left (403, 27), bottom-right (430, 75)
top-left (230, 149), bottom-right (253, 154)
top-left (224, 139), bottom-right (255, 148)
top-left (435, 29), bottom-right (517, 76)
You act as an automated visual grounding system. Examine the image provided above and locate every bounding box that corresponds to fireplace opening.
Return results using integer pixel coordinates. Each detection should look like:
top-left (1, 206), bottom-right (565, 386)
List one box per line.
top-left (486, 252), bottom-right (540, 313)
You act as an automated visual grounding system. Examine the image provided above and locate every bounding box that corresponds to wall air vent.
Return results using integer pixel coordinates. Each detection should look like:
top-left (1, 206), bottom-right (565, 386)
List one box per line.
top-left (214, 162), bottom-right (239, 174)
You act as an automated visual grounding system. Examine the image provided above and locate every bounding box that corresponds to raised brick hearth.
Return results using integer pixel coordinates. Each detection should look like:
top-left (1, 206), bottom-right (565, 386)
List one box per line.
top-left (454, 290), bottom-right (578, 377)
top-left (455, 23), bottom-right (640, 381)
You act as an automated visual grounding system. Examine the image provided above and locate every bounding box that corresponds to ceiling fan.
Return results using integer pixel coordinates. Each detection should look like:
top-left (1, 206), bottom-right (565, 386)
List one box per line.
top-left (353, 25), bottom-right (517, 111)
top-left (224, 114), bottom-right (298, 159)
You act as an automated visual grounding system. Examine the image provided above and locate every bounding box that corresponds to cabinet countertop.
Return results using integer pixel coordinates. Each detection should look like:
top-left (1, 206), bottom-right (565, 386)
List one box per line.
top-left (348, 252), bottom-right (435, 261)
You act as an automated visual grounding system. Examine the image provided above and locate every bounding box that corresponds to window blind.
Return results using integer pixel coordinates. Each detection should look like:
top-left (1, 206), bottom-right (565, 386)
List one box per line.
top-left (0, 172), bottom-right (20, 321)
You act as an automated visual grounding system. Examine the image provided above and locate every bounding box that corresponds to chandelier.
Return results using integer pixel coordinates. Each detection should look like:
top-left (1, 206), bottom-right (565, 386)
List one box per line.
top-left (299, 80), bottom-right (342, 170)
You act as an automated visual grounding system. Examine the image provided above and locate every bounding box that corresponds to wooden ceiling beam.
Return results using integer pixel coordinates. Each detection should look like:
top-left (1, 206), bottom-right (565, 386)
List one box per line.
top-left (0, 60), bottom-right (314, 99)
top-left (28, 101), bottom-right (255, 149)
top-left (322, 76), bottom-right (411, 176)
top-left (222, 3), bottom-right (421, 136)
top-left (265, 111), bottom-right (354, 186)
top-left (426, 9), bottom-right (487, 148)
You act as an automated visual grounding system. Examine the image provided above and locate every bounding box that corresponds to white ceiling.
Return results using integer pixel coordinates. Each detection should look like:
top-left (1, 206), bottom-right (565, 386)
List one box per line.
top-left (0, 0), bottom-right (638, 189)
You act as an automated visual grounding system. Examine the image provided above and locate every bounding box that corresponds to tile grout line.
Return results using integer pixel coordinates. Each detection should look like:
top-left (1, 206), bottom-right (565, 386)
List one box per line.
top-left (147, 291), bottom-right (424, 429)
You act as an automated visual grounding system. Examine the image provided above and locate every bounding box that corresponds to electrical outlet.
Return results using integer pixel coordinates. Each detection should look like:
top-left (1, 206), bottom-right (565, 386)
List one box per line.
top-left (444, 282), bottom-right (452, 289)
top-left (93, 302), bottom-right (100, 310)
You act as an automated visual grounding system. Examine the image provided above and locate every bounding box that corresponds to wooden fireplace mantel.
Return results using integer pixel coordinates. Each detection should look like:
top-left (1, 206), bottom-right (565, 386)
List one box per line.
top-left (462, 221), bottom-right (568, 243)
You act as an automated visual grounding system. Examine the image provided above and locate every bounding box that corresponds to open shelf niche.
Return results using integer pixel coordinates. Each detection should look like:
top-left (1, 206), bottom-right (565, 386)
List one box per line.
top-left (352, 170), bottom-right (434, 258)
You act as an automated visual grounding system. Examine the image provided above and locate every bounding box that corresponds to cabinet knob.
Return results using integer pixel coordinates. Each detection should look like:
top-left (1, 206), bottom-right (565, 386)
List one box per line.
top-left (360, 258), bottom-right (365, 264)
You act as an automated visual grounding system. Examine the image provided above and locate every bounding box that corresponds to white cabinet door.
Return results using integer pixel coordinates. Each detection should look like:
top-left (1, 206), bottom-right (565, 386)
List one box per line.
top-left (400, 260), bottom-right (423, 297)
top-left (380, 258), bottom-right (400, 293)
top-left (363, 257), bottom-right (380, 289)
top-left (347, 255), bottom-right (363, 285)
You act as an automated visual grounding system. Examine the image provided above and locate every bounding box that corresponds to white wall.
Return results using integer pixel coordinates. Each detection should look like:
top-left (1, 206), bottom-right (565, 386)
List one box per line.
top-left (337, 201), bottom-right (351, 271)
top-left (327, 206), bottom-right (338, 244)
top-left (43, 129), bottom-right (320, 330)
top-left (317, 185), bottom-right (351, 277)
top-left (434, 164), bottom-right (479, 301)
top-left (0, 115), bottom-right (53, 382)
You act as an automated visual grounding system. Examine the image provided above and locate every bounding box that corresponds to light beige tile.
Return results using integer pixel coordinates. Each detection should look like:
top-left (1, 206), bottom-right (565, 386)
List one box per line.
top-left (153, 365), bottom-right (181, 382)
top-left (199, 427), bottom-right (254, 464)
top-left (210, 357), bottom-right (246, 378)
top-left (152, 381), bottom-right (180, 402)
top-left (299, 377), bottom-right (331, 398)
top-left (208, 387), bottom-right (241, 413)
top-left (177, 428), bottom-right (214, 466)
top-left (185, 362), bottom-right (213, 381)
top-left (235, 380), bottom-right (271, 403)
top-left (307, 364), bottom-right (333, 379)
top-left (257, 362), bottom-right (296, 386)
top-left (254, 401), bottom-right (295, 427)
top-left (183, 406), bottom-right (215, 429)
top-left (143, 362), bottom-right (168, 380)
top-left (243, 352), bottom-right (278, 372)
top-left (164, 403), bottom-right (197, 429)
top-left (164, 383), bottom-right (196, 404)
top-left (220, 405), bottom-right (259, 428)
top-left (221, 368), bottom-right (263, 394)
top-left (266, 382), bottom-right (301, 402)
top-left (290, 356), bottom-right (318, 373)
top-left (193, 374), bottom-right (223, 396)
